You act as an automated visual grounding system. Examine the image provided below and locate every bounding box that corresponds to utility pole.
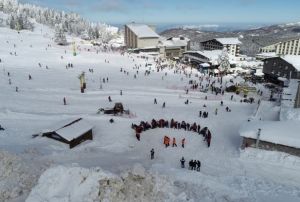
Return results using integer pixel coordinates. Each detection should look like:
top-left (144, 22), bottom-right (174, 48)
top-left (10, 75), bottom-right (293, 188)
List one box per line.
top-left (256, 128), bottom-right (261, 148)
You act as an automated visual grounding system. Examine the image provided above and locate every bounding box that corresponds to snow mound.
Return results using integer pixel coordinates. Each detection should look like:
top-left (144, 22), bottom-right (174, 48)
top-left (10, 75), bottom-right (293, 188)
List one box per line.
top-left (0, 150), bottom-right (42, 202)
top-left (26, 164), bottom-right (189, 202)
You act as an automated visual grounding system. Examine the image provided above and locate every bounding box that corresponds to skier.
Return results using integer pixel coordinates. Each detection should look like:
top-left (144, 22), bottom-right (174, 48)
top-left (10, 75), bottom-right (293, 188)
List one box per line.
top-left (63, 97), bottom-right (67, 105)
top-left (162, 102), bottom-right (166, 108)
top-left (108, 96), bottom-right (112, 102)
top-left (120, 90), bottom-right (122, 96)
top-left (215, 108), bottom-right (218, 115)
top-left (154, 98), bottom-right (157, 104)
top-left (28, 74), bottom-right (32, 80)
top-left (172, 137), bottom-right (177, 147)
top-left (180, 157), bottom-right (185, 168)
top-left (199, 111), bottom-right (202, 117)
top-left (181, 138), bottom-right (185, 148)
top-left (15, 87), bottom-right (18, 92)
top-left (150, 148), bottom-right (155, 160)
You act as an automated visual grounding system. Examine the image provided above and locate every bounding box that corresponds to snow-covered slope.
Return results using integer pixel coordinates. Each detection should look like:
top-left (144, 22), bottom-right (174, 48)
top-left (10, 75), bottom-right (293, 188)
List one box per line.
top-left (0, 22), bottom-right (300, 202)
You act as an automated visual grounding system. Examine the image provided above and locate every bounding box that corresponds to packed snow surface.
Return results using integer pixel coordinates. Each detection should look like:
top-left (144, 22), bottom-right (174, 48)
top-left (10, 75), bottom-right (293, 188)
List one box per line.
top-left (0, 21), bottom-right (300, 202)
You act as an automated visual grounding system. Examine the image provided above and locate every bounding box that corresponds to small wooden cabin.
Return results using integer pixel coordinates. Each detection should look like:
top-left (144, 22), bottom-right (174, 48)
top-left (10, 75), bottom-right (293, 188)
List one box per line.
top-left (42, 118), bottom-right (93, 149)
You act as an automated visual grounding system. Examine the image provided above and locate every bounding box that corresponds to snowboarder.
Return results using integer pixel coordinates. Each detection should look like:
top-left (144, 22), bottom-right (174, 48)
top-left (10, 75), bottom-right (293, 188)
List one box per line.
top-left (150, 148), bottom-right (155, 160)
top-left (154, 98), bottom-right (157, 104)
top-left (172, 137), bottom-right (177, 147)
top-left (63, 97), bottom-right (67, 105)
top-left (181, 138), bottom-right (185, 148)
top-left (180, 157), bottom-right (185, 168)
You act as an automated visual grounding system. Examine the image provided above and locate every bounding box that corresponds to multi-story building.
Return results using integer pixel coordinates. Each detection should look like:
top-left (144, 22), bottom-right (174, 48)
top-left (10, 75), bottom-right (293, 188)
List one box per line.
top-left (263, 56), bottom-right (300, 83)
top-left (259, 38), bottom-right (300, 56)
top-left (200, 38), bottom-right (242, 56)
top-left (124, 23), bottom-right (160, 49)
top-left (158, 37), bottom-right (190, 58)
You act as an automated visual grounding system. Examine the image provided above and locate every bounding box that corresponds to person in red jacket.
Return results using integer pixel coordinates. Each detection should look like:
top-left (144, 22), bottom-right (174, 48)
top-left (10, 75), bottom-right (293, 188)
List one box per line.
top-left (172, 137), bottom-right (177, 147)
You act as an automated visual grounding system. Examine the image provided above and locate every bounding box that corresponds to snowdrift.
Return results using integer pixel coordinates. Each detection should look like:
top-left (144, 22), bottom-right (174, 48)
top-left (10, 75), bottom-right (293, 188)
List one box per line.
top-left (26, 164), bottom-right (189, 202)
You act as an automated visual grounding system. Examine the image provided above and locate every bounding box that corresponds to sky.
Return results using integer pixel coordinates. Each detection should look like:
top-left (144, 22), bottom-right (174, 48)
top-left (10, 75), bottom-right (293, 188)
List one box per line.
top-left (20, 0), bottom-right (300, 25)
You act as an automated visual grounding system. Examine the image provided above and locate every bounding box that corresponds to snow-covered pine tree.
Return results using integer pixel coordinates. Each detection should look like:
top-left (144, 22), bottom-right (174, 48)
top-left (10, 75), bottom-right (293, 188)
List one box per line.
top-left (54, 24), bottom-right (67, 45)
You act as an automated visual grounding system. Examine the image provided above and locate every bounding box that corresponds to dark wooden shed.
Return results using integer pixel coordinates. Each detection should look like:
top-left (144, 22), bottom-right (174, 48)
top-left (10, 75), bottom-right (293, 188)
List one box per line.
top-left (42, 118), bottom-right (93, 149)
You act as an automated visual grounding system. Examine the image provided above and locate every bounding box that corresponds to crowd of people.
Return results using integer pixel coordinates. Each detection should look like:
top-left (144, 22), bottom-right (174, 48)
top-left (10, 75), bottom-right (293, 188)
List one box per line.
top-left (132, 118), bottom-right (212, 148)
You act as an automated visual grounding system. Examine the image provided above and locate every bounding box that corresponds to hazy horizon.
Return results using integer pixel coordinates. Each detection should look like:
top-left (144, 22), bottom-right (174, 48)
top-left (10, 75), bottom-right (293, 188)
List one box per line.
top-left (20, 0), bottom-right (300, 25)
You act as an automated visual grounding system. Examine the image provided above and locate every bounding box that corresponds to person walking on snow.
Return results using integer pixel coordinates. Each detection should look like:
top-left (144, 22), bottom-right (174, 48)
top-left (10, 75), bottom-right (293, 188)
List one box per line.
top-left (197, 160), bottom-right (201, 171)
top-left (172, 137), bottom-right (177, 147)
top-left (215, 108), bottom-right (218, 115)
top-left (180, 157), bottom-right (185, 168)
top-left (63, 97), bottom-right (67, 105)
top-left (162, 102), bottom-right (166, 108)
top-left (150, 148), bottom-right (155, 160)
top-left (181, 138), bottom-right (185, 148)
top-left (108, 96), bottom-right (112, 102)
top-left (154, 98), bottom-right (157, 104)
top-left (206, 131), bottom-right (211, 147)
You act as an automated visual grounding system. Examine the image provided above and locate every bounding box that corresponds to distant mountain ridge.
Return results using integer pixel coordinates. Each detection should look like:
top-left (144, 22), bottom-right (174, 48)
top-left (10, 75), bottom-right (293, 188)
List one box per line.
top-left (160, 21), bottom-right (300, 56)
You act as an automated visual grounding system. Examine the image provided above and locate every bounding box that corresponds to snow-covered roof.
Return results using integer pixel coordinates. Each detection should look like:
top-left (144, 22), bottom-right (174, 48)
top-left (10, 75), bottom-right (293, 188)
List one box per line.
top-left (126, 24), bottom-right (160, 38)
top-left (55, 119), bottom-right (93, 141)
top-left (215, 38), bottom-right (242, 45)
top-left (281, 55), bottom-right (300, 71)
top-left (239, 121), bottom-right (300, 149)
top-left (159, 37), bottom-right (189, 48)
top-left (256, 52), bottom-right (277, 58)
top-left (44, 118), bottom-right (93, 142)
top-left (199, 63), bottom-right (210, 67)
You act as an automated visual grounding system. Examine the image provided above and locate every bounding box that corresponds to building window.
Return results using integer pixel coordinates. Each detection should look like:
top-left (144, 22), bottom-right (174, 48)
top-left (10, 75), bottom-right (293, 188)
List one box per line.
top-left (285, 66), bottom-right (289, 70)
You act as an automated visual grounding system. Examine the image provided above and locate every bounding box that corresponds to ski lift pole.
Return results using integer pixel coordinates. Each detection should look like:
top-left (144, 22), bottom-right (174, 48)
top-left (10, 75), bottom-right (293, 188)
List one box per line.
top-left (256, 128), bottom-right (261, 148)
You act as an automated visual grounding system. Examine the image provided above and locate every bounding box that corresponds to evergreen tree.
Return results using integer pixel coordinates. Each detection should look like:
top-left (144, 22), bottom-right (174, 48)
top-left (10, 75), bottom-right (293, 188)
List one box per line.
top-left (54, 24), bottom-right (67, 45)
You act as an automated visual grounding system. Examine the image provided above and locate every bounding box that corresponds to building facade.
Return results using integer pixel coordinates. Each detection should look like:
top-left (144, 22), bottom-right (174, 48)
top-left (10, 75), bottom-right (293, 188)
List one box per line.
top-left (263, 56), bottom-right (300, 83)
top-left (200, 38), bottom-right (241, 56)
top-left (259, 38), bottom-right (300, 56)
top-left (124, 23), bottom-right (160, 49)
top-left (159, 37), bottom-right (190, 58)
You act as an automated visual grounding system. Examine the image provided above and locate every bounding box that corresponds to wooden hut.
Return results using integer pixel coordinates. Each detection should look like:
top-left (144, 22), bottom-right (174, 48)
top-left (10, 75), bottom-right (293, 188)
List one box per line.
top-left (42, 118), bottom-right (93, 149)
